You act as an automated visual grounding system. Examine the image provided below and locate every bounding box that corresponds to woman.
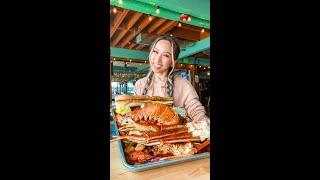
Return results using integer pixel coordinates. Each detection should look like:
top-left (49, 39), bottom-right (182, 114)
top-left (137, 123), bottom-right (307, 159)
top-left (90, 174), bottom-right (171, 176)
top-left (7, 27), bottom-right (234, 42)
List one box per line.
top-left (134, 35), bottom-right (210, 137)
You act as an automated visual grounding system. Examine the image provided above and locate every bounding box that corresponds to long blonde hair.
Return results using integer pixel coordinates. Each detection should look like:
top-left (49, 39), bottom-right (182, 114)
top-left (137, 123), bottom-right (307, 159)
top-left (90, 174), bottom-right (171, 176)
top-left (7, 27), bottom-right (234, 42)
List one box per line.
top-left (142, 35), bottom-right (180, 97)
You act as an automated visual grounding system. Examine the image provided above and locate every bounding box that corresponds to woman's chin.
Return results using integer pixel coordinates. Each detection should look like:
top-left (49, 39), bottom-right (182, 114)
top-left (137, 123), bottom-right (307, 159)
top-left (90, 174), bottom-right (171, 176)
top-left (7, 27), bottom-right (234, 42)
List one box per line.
top-left (152, 67), bottom-right (163, 73)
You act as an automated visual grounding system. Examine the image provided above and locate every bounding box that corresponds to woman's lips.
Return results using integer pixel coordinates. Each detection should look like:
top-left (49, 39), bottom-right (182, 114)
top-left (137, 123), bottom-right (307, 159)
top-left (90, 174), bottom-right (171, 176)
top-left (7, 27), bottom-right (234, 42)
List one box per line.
top-left (153, 64), bottom-right (161, 68)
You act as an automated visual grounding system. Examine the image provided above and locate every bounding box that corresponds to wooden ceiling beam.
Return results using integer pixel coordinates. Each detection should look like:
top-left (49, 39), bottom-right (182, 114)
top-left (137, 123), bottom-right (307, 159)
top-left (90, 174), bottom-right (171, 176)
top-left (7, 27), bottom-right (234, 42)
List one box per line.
top-left (134, 18), bottom-right (167, 50)
top-left (129, 43), bottom-right (138, 49)
top-left (126, 12), bottom-right (143, 30)
top-left (155, 21), bottom-right (177, 35)
top-left (135, 44), bottom-right (145, 50)
top-left (110, 26), bottom-right (135, 32)
top-left (119, 15), bottom-right (155, 48)
top-left (110, 9), bottom-right (129, 38)
top-left (200, 31), bottom-right (210, 40)
top-left (178, 23), bottom-right (203, 32)
top-left (111, 12), bottom-right (143, 47)
top-left (172, 28), bottom-right (200, 41)
top-left (145, 18), bottom-right (167, 34)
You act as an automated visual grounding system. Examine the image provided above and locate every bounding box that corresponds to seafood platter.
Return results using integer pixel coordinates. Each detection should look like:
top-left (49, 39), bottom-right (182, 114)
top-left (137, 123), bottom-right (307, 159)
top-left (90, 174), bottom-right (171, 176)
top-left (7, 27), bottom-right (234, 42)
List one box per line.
top-left (110, 94), bottom-right (210, 171)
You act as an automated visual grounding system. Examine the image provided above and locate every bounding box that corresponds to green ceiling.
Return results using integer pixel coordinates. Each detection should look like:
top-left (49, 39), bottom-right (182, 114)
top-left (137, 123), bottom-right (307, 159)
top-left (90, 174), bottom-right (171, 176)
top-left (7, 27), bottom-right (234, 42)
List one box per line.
top-left (179, 37), bottom-right (210, 59)
top-left (110, 0), bottom-right (211, 75)
top-left (110, 37), bottom-right (210, 65)
top-left (110, 0), bottom-right (210, 29)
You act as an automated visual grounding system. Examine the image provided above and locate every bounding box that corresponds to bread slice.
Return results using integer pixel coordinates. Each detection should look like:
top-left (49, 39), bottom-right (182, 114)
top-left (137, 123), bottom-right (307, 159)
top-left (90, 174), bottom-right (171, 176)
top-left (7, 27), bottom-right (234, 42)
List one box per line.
top-left (115, 94), bottom-right (173, 107)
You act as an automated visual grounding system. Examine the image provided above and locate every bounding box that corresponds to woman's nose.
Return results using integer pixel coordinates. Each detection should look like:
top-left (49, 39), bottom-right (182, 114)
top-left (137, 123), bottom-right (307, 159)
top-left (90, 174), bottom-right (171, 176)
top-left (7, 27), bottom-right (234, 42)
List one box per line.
top-left (153, 54), bottom-right (161, 62)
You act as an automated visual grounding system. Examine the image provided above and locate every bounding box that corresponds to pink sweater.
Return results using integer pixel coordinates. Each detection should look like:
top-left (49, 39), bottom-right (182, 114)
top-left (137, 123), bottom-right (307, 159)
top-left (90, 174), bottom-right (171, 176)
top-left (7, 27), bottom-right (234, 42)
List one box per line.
top-left (134, 75), bottom-right (209, 122)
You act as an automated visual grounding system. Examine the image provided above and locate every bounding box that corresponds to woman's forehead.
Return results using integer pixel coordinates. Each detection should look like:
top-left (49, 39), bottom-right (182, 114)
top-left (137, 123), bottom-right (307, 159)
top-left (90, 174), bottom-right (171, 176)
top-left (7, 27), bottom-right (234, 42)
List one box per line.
top-left (154, 40), bottom-right (172, 51)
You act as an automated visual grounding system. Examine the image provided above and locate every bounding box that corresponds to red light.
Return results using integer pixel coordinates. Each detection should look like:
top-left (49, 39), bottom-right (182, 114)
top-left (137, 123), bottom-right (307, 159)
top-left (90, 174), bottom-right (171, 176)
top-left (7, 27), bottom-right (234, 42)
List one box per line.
top-left (179, 14), bottom-right (190, 21)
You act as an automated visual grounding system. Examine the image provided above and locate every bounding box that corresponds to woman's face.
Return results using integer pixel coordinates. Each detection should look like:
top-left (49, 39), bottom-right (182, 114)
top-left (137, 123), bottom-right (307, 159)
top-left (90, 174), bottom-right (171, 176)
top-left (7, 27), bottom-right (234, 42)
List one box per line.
top-left (150, 40), bottom-right (173, 76)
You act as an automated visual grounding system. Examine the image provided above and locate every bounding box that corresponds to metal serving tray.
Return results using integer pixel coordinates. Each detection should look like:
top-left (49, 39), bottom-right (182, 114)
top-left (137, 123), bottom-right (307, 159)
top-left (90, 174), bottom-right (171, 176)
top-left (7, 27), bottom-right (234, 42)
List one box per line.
top-left (110, 118), bottom-right (210, 172)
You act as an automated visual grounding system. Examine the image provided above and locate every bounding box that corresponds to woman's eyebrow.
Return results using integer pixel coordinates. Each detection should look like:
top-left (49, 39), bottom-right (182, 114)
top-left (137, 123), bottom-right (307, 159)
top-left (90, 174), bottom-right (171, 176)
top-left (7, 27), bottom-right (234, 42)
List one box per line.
top-left (153, 48), bottom-right (171, 54)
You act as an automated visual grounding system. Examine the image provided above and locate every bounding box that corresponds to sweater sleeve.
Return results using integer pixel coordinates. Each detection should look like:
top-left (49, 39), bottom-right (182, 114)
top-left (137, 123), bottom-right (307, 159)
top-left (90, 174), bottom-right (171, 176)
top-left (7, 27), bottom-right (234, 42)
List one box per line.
top-left (174, 77), bottom-right (209, 122)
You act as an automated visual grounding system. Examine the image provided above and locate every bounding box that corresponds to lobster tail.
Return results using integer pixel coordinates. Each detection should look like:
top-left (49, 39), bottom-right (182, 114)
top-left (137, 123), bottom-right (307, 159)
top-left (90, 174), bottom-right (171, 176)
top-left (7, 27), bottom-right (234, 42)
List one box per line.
top-left (125, 103), bottom-right (180, 125)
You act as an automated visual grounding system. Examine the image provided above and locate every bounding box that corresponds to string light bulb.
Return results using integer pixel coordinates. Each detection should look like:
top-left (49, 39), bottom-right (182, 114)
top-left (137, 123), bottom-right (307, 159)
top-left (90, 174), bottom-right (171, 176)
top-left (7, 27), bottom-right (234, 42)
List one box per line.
top-left (149, 15), bottom-right (152, 21)
top-left (187, 16), bottom-right (192, 21)
top-left (113, 58), bottom-right (116, 60)
top-left (113, 7), bottom-right (117, 13)
top-left (178, 22), bottom-right (181, 27)
top-left (156, 7), bottom-right (160, 14)
top-left (201, 28), bottom-right (205, 33)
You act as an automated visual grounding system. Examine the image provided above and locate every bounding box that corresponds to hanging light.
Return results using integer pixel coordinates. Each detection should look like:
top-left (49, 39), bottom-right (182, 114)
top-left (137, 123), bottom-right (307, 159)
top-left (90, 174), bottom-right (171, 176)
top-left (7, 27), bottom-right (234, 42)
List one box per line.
top-left (201, 28), bottom-right (205, 33)
top-left (180, 14), bottom-right (190, 21)
top-left (204, 67), bottom-right (206, 69)
top-left (130, 59), bottom-right (132, 63)
top-left (145, 60), bottom-right (147, 63)
top-left (170, 33), bottom-right (173, 37)
top-left (113, 57), bottom-right (116, 60)
top-left (149, 15), bottom-right (152, 21)
top-left (178, 22), bottom-right (181, 27)
top-left (156, 6), bottom-right (160, 14)
top-left (113, 7), bottom-right (117, 13)
top-left (199, 65), bottom-right (201, 68)
top-left (187, 16), bottom-right (192, 21)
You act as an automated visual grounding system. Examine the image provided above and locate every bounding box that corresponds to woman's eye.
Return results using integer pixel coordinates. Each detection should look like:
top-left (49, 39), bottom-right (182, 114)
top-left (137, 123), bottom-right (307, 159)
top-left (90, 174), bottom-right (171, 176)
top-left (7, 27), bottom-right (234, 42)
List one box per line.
top-left (153, 50), bottom-right (158, 54)
top-left (163, 54), bottom-right (170, 58)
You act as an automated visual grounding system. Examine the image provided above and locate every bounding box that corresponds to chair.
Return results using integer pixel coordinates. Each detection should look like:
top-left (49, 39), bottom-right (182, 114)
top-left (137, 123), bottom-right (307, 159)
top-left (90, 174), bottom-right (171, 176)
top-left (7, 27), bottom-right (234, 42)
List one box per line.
top-left (205, 96), bottom-right (210, 117)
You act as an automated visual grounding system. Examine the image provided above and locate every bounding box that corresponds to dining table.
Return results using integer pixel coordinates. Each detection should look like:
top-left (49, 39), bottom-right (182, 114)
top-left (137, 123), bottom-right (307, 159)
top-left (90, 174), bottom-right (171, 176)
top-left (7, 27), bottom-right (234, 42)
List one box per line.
top-left (110, 141), bottom-right (210, 180)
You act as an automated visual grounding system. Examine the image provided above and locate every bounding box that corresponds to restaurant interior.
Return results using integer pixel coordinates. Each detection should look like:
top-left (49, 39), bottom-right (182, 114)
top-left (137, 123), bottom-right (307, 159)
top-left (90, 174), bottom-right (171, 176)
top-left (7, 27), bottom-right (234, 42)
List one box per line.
top-left (109, 1), bottom-right (211, 178)
top-left (110, 0), bottom-right (211, 116)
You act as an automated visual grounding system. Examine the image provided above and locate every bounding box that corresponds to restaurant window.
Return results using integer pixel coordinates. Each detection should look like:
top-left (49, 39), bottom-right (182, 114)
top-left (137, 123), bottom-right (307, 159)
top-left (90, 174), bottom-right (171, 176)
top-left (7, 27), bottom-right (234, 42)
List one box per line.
top-left (111, 81), bottom-right (135, 102)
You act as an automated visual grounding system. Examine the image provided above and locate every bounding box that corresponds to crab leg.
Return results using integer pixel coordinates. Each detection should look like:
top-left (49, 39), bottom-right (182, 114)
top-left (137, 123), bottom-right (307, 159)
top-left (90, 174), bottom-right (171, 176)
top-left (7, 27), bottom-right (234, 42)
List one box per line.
top-left (188, 139), bottom-right (210, 155)
top-left (144, 137), bottom-right (201, 146)
top-left (119, 121), bottom-right (187, 132)
top-left (110, 134), bottom-right (148, 143)
top-left (111, 129), bottom-right (190, 144)
top-left (146, 129), bottom-right (188, 140)
top-left (156, 139), bottom-right (210, 160)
